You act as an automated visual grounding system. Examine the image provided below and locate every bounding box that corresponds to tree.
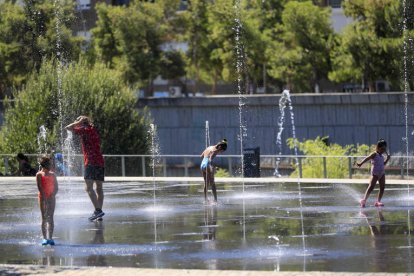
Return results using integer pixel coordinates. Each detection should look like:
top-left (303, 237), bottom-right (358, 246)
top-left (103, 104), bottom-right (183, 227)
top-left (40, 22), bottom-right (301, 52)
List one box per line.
top-left (182, 0), bottom-right (274, 94)
top-left (92, 0), bottom-right (181, 91)
top-left (181, 0), bottom-right (218, 93)
top-left (267, 1), bottom-right (334, 93)
top-left (159, 50), bottom-right (186, 94)
top-left (0, 0), bottom-right (82, 98)
top-left (0, 59), bottom-right (150, 156)
top-left (247, 0), bottom-right (290, 93)
top-left (329, 0), bottom-right (402, 92)
top-left (0, 2), bottom-right (26, 97)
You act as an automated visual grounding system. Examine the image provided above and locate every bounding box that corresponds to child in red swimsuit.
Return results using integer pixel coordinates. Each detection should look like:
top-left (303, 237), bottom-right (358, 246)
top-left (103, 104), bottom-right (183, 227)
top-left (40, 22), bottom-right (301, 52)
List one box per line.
top-left (36, 156), bottom-right (59, 246)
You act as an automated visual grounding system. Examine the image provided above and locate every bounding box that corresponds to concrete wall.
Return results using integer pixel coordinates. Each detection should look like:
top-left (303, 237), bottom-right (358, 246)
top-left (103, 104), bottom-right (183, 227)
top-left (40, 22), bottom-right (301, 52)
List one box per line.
top-left (137, 92), bottom-right (414, 156)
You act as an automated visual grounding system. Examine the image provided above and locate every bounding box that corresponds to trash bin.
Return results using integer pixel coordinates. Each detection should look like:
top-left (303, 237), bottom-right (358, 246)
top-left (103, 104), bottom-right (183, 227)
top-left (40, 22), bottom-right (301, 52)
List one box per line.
top-left (243, 147), bottom-right (260, 177)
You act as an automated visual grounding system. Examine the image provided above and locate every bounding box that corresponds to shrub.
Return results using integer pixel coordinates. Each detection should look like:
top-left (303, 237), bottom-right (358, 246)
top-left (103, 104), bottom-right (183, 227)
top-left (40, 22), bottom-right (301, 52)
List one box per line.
top-left (215, 167), bottom-right (231, 177)
top-left (287, 136), bottom-right (370, 178)
top-left (0, 59), bottom-right (150, 158)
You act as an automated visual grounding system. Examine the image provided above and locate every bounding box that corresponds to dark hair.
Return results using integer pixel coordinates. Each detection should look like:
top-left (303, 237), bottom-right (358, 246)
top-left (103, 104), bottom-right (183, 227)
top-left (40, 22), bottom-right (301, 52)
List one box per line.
top-left (377, 139), bottom-right (387, 149)
top-left (39, 156), bottom-right (51, 169)
top-left (216, 139), bottom-right (227, 151)
top-left (16, 153), bottom-right (29, 162)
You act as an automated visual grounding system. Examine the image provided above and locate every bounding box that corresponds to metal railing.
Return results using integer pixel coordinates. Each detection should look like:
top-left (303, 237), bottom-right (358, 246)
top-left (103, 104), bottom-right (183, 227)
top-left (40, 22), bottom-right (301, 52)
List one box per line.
top-left (0, 154), bottom-right (412, 178)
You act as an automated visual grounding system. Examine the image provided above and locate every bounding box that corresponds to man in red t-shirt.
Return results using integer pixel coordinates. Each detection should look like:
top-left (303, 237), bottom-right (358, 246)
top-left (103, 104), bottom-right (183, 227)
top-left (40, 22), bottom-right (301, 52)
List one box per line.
top-left (65, 116), bottom-right (105, 221)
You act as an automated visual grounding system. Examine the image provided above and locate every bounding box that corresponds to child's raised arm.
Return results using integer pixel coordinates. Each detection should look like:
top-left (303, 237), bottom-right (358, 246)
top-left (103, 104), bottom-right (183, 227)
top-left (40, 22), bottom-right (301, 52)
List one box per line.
top-left (65, 117), bottom-right (85, 131)
top-left (357, 152), bottom-right (376, 167)
top-left (65, 121), bottom-right (79, 131)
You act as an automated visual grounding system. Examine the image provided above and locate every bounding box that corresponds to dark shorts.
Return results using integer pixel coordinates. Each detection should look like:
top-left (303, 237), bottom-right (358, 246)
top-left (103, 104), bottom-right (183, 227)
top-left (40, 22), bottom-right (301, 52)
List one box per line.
top-left (84, 165), bottom-right (105, 182)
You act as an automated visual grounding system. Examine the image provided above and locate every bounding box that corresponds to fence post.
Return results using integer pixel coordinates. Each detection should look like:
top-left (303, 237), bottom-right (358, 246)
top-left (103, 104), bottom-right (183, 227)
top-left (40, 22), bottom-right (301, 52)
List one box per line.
top-left (163, 157), bottom-right (167, 177)
top-left (323, 157), bottom-right (327, 178)
top-left (184, 157), bottom-right (189, 177)
top-left (4, 157), bottom-right (9, 176)
top-left (121, 156), bottom-right (126, 177)
top-left (298, 157), bottom-right (303, 178)
top-left (401, 157), bottom-right (404, 179)
top-left (141, 156), bottom-right (146, 177)
top-left (348, 157), bottom-right (352, 179)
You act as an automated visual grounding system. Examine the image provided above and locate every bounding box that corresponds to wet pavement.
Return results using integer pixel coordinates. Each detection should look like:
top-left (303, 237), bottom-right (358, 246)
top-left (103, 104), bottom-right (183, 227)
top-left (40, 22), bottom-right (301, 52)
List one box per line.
top-left (2, 265), bottom-right (414, 276)
top-left (0, 178), bottom-right (413, 272)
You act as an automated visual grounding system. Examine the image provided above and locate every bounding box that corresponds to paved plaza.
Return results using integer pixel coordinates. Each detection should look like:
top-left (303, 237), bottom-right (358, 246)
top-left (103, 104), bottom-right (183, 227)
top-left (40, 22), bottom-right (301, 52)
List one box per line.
top-left (1, 177), bottom-right (413, 275)
top-left (1, 265), bottom-right (414, 276)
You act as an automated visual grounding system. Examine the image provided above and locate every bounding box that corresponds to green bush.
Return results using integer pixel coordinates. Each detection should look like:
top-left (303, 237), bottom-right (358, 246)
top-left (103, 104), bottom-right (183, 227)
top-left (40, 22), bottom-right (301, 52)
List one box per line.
top-left (0, 59), bottom-right (150, 157)
top-left (215, 167), bottom-right (231, 178)
top-left (287, 136), bottom-right (370, 178)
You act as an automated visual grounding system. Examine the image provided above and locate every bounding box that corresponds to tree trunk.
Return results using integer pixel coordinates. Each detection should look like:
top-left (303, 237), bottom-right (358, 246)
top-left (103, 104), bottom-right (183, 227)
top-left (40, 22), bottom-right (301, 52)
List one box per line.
top-left (368, 80), bottom-right (376, 92)
top-left (252, 77), bottom-right (257, 94)
top-left (287, 76), bottom-right (293, 92)
top-left (148, 74), bottom-right (154, 96)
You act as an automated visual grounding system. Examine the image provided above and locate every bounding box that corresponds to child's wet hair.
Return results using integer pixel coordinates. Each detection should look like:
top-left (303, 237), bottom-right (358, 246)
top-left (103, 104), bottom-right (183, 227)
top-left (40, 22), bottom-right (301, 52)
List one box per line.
top-left (77, 115), bottom-right (93, 126)
top-left (39, 156), bottom-right (51, 169)
top-left (377, 139), bottom-right (387, 149)
top-left (216, 139), bottom-right (228, 151)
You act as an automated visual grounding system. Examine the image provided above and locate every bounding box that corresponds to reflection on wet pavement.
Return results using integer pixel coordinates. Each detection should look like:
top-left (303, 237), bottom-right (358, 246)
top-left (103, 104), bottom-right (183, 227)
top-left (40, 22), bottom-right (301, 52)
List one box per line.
top-left (0, 180), bottom-right (413, 272)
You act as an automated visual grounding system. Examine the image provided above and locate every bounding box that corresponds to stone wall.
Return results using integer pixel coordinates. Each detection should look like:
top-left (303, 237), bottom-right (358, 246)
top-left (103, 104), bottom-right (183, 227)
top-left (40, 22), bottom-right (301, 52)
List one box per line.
top-left (137, 92), bottom-right (414, 156)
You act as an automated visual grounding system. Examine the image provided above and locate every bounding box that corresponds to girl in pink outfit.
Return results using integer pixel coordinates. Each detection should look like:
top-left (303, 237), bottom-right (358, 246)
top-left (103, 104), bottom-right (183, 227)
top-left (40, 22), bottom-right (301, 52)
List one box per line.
top-left (357, 139), bottom-right (391, 208)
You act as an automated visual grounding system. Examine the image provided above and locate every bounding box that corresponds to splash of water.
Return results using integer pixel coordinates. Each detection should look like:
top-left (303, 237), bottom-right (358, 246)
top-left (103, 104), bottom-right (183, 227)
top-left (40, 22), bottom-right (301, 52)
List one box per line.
top-left (149, 124), bottom-right (160, 185)
top-left (233, 0), bottom-right (248, 243)
top-left (148, 123), bottom-right (160, 243)
top-left (402, 0), bottom-right (412, 257)
top-left (205, 120), bottom-right (211, 200)
top-left (334, 184), bottom-right (361, 203)
top-left (233, 0), bottom-right (247, 182)
top-left (285, 91), bottom-right (306, 257)
top-left (37, 125), bottom-right (48, 155)
top-left (53, 0), bottom-right (64, 149)
top-left (62, 130), bottom-right (75, 177)
top-left (205, 121), bottom-right (211, 148)
top-left (274, 90), bottom-right (306, 266)
top-left (402, 0), bottom-right (411, 181)
top-left (274, 90), bottom-right (293, 177)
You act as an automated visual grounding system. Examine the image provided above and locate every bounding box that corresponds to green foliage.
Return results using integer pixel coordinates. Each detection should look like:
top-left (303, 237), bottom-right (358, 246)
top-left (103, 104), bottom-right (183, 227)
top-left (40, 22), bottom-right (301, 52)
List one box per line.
top-left (159, 50), bottom-right (186, 81)
top-left (1, 0), bottom-right (412, 97)
top-left (181, 0), bottom-right (218, 91)
top-left (0, 59), bottom-right (150, 155)
top-left (267, 1), bottom-right (334, 93)
top-left (91, 0), bottom-right (181, 86)
top-left (0, 0), bottom-right (82, 97)
top-left (329, 0), bottom-right (402, 91)
top-left (0, 2), bottom-right (26, 93)
top-left (215, 167), bottom-right (230, 178)
top-left (287, 136), bottom-right (370, 178)
top-left (182, 0), bottom-right (269, 93)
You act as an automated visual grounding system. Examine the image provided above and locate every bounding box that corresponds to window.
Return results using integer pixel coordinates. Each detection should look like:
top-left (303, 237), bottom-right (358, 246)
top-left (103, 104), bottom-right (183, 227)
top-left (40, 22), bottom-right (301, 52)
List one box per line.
top-left (112, 0), bottom-right (130, 5)
top-left (76, 0), bottom-right (90, 10)
top-left (328, 0), bottom-right (342, 8)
